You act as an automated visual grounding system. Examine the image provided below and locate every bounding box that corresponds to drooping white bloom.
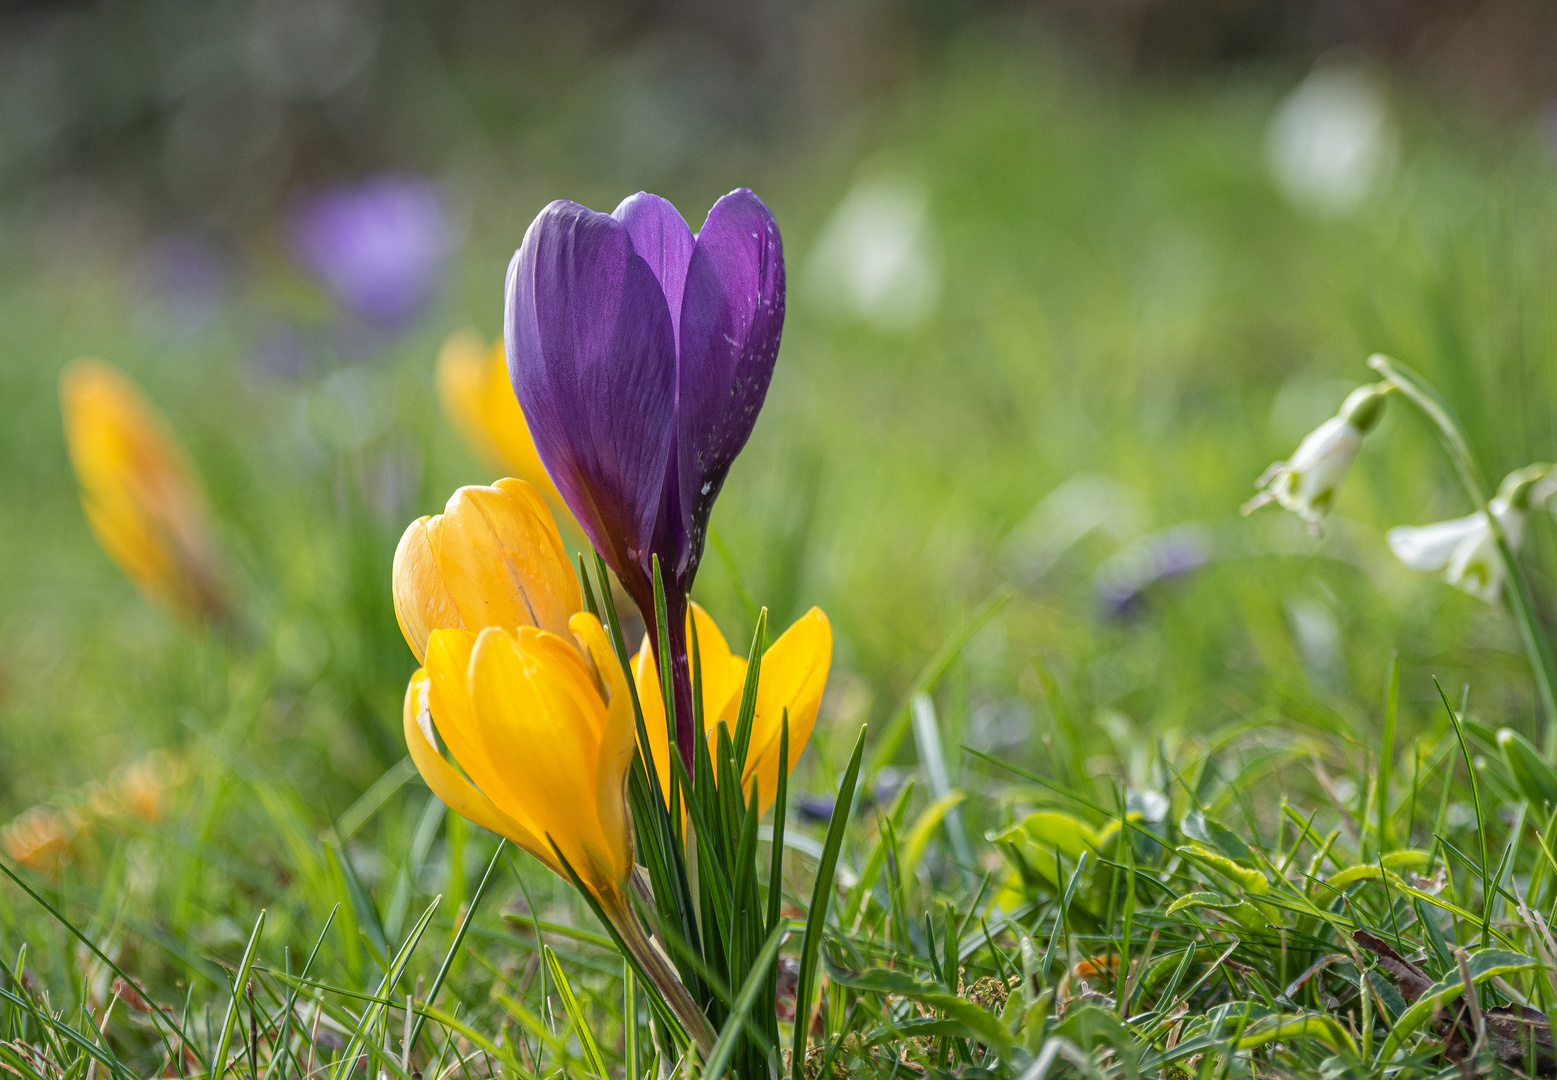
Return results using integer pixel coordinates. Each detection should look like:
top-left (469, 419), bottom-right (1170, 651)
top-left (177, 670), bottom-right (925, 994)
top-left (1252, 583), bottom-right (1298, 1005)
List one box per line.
top-left (1266, 65), bottom-right (1397, 218)
top-left (1387, 466), bottom-right (1551, 603)
top-left (1244, 383), bottom-right (1388, 533)
top-left (1387, 498), bottom-right (1523, 604)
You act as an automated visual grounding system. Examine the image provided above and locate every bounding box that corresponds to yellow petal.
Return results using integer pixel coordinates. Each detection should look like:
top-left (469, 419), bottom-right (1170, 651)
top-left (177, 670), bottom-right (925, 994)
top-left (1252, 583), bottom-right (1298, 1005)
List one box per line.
top-left (570, 612), bottom-right (636, 875)
top-left (60, 359), bottom-right (228, 623)
top-left (466, 627), bottom-right (630, 891)
top-left (743, 608), bottom-right (832, 816)
top-left (402, 668), bottom-right (556, 872)
top-left (634, 636), bottom-right (675, 799)
top-left (423, 629), bottom-right (519, 825)
top-left (422, 478), bottom-right (581, 640)
top-left (632, 604), bottom-right (750, 799)
top-left (690, 602), bottom-right (749, 741)
top-left (392, 516), bottom-right (465, 663)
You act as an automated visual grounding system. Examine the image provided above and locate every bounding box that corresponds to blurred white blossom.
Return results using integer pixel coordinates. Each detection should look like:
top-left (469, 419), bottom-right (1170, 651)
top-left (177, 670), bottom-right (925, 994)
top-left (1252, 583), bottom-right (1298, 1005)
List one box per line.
top-left (1266, 65), bottom-right (1397, 217)
top-left (1244, 383), bottom-right (1388, 533)
top-left (806, 175), bottom-right (938, 331)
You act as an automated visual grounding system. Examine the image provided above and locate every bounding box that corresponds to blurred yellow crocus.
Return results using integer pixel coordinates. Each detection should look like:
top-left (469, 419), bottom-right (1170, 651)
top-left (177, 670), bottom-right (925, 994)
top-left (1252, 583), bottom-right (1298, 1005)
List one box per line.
top-left (436, 332), bottom-right (577, 528)
top-left (392, 478), bottom-right (581, 663)
top-left (636, 605), bottom-right (832, 815)
top-left (60, 360), bottom-right (230, 625)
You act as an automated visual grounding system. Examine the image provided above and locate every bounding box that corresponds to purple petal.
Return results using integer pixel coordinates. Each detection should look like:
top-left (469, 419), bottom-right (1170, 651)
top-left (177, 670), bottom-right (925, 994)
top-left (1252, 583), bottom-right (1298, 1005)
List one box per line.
top-left (504, 200), bottom-right (678, 589)
top-left (613, 193), bottom-right (695, 348)
top-left (674, 188), bottom-right (786, 571)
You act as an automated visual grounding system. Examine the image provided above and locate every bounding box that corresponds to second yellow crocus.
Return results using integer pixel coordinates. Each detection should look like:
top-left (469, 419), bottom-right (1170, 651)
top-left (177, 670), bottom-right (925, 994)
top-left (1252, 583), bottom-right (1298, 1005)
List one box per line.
top-left (635, 604), bottom-right (832, 815)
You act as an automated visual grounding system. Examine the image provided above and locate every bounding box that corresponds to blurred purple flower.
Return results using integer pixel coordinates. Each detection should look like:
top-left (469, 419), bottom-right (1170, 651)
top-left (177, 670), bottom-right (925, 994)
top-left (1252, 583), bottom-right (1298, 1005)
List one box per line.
top-left (505, 188), bottom-right (785, 769)
top-left (288, 175), bottom-right (453, 330)
top-left (1095, 523), bottom-right (1214, 618)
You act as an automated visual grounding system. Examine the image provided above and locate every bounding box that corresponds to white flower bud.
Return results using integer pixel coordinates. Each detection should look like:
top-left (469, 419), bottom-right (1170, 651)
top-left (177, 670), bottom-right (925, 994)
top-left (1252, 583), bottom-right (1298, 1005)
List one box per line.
top-left (1244, 386), bottom-right (1390, 535)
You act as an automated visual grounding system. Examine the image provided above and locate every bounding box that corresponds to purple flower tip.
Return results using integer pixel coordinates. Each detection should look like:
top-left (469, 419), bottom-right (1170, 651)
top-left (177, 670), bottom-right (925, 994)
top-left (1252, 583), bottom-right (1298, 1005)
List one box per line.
top-left (288, 174), bottom-right (453, 331)
top-left (504, 188), bottom-right (785, 616)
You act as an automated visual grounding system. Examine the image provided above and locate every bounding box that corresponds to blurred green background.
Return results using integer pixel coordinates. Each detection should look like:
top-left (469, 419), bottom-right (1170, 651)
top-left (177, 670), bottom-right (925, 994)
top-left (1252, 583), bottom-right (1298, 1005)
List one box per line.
top-left (5, 0), bottom-right (1557, 825)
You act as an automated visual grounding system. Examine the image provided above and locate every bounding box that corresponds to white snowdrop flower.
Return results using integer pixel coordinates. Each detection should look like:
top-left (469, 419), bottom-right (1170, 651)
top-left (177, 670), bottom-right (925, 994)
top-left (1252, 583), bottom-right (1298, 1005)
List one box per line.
top-left (806, 175), bottom-right (939, 331)
top-left (1266, 64), bottom-right (1397, 218)
top-left (1244, 383), bottom-right (1388, 534)
top-left (1388, 467), bottom-right (1549, 603)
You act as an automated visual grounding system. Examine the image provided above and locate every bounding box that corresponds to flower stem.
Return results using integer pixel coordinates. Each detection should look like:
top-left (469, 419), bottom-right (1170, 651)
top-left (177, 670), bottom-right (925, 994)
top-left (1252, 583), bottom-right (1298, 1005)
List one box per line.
top-left (662, 596), bottom-right (698, 773)
top-left (1370, 354), bottom-right (1557, 752)
top-left (602, 888), bottom-right (717, 1057)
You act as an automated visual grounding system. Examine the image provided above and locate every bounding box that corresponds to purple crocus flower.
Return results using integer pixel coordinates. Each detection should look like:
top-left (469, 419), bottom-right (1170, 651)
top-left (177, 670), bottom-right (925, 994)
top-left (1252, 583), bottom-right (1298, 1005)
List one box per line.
top-left (505, 189), bottom-right (785, 770)
top-left (288, 174), bottom-right (453, 331)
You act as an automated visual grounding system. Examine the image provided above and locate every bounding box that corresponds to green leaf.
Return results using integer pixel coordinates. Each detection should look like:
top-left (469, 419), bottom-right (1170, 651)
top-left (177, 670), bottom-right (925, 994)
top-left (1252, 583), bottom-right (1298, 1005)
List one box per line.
top-left (899, 791), bottom-right (967, 892)
top-left (1379, 949), bottom-right (1538, 1060)
top-left (790, 724), bottom-right (867, 1080)
top-left (211, 909), bottom-right (265, 1080)
top-left (822, 958), bottom-right (1012, 1055)
top-left (990, 810), bottom-right (1098, 893)
top-left (703, 923), bottom-right (785, 1080)
top-left (1181, 810), bottom-right (1256, 865)
top-left (1175, 843), bottom-right (1268, 894)
top-left (1499, 727), bottom-right (1557, 806)
top-left (545, 944), bottom-right (608, 1079)
top-left (1325, 851), bottom-right (1430, 892)
top-left (1165, 892), bottom-right (1266, 931)
top-left (1235, 1014), bottom-right (1357, 1055)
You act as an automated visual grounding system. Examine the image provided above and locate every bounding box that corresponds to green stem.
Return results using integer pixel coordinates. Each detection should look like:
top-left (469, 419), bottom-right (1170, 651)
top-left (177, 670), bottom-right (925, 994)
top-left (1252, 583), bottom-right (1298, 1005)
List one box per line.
top-left (1370, 354), bottom-right (1557, 753)
top-left (602, 888), bottom-right (718, 1058)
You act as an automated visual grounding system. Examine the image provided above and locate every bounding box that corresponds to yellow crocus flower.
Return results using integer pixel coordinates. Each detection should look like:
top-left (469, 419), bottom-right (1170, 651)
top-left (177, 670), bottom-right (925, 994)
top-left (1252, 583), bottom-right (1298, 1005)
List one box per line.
top-left (405, 616), bottom-right (634, 898)
top-left (635, 604), bottom-right (831, 815)
top-left (436, 332), bottom-right (577, 528)
top-left (394, 480), bottom-right (715, 1050)
top-left (60, 359), bottom-right (230, 624)
top-left (392, 478), bottom-right (581, 663)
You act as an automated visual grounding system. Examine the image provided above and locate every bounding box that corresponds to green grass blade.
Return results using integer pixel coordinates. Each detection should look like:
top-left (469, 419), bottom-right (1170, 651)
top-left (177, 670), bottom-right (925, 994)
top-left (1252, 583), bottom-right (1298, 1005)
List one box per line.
top-left (1377, 653), bottom-right (1399, 853)
top-left (544, 944), bottom-right (609, 1079)
top-left (868, 586), bottom-right (1012, 777)
top-left (212, 909), bottom-right (265, 1080)
top-left (791, 724), bottom-right (867, 1080)
top-left (703, 923), bottom-right (785, 1080)
top-left (406, 839), bottom-right (506, 1059)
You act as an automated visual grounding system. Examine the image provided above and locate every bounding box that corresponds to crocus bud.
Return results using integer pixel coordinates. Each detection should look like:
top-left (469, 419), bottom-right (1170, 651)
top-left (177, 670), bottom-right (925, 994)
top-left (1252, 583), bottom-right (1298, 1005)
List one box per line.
top-left (392, 478), bottom-right (581, 663)
top-left (1243, 382), bottom-right (1389, 534)
top-left (1387, 466), bottom-right (1546, 604)
top-left (60, 360), bottom-right (231, 624)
